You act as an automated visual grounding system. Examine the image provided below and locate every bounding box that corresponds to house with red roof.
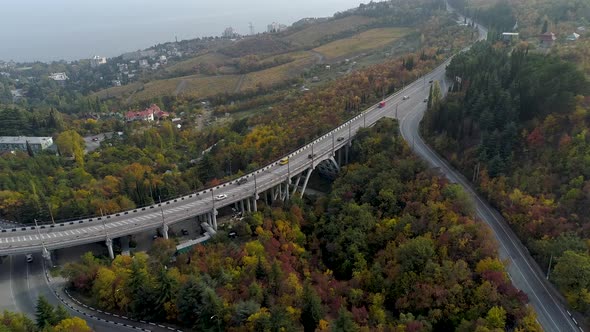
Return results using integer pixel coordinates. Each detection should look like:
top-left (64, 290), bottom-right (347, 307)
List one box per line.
top-left (539, 32), bottom-right (556, 48)
top-left (125, 104), bottom-right (170, 122)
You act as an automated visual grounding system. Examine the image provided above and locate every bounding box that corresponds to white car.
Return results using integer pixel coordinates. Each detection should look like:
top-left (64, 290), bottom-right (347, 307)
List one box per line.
top-left (403, 95), bottom-right (409, 100)
top-left (25, 254), bottom-right (33, 263)
top-left (214, 194), bottom-right (228, 201)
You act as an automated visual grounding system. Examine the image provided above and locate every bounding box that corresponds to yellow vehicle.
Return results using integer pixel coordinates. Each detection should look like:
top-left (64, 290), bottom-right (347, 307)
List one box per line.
top-left (279, 157), bottom-right (289, 165)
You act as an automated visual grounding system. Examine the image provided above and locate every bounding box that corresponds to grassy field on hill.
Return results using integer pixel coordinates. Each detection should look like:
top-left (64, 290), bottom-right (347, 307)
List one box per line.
top-left (165, 52), bottom-right (231, 76)
top-left (313, 27), bottom-right (414, 60)
top-left (238, 51), bottom-right (315, 91)
top-left (284, 15), bottom-right (376, 47)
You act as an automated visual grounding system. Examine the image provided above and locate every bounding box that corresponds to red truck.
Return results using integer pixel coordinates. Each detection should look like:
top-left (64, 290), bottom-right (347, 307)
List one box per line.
top-left (378, 101), bottom-right (386, 108)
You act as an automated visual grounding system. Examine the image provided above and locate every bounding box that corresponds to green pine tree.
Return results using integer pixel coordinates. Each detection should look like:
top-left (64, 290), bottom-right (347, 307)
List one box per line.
top-left (35, 296), bottom-right (56, 329)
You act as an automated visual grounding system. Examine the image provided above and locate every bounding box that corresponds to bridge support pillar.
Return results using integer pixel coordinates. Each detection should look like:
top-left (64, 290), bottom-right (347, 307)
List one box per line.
top-left (41, 246), bottom-right (52, 265)
top-left (300, 167), bottom-right (314, 198)
top-left (345, 144), bottom-right (349, 164)
top-left (278, 184), bottom-right (282, 201)
top-left (206, 213), bottom-right (211, 226)
top-left (264, 190), bottom-right (269, 205)
top-left (246, 197), bottom-right (251, 212)
top-left (106, 237), bottom-right (114, 260)
top-left (240, 200), bottom-right (245, 213)
top-left (337, 148), bottom-right (342, 166)
top-left (292, 174), bottom-right (301, 196)
top-left (253, 194), bottom-right (258, 212)
top-left (162, 223), bottom-right (169, 240)
top-left (212, 209), bottom-right (218, 231)
top-left (285, 179), bottom-right (290, 201)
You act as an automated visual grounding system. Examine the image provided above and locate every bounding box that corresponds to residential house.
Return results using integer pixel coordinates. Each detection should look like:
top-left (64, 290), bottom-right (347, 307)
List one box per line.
top-left (139, 59), bottom-right (149, 69)
top-left (0, 136), bottom-right (53, 153)
top-left (49, 72), bottom-right (69, 81)
top-left (502, 32), bottom-right (519, 42)
top-left (90, 55), bottom-right (107, 68)
top-left (10, 89), bottom-right (23, 102)
top-left (125, 104), bottom-right (169, 122)
top-left (539, 32), bottom-right (556, 48)
top-left (567, 32), bottom-right (580, 41)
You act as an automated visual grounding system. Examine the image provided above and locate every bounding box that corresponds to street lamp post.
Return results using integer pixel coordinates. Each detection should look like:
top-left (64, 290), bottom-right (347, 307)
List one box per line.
top-left (332, 132), bottom-right (335, 153)
top-left (34, 218), bottom-right (49, 261)
top-left (396, 103), bottom-right (398, 118)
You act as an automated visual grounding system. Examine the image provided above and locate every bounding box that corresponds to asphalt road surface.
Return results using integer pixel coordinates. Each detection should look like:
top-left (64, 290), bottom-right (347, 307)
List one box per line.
top-left (0, 253), bottom-right (136, 332)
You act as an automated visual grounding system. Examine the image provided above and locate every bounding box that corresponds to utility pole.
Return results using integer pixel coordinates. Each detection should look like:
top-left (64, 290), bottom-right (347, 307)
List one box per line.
top-left (332, 132), bottom-right (335, 153)
top-left (546, 254), bottom-right (553, 280)
top-left (395, 103), bottom-right (398, 118)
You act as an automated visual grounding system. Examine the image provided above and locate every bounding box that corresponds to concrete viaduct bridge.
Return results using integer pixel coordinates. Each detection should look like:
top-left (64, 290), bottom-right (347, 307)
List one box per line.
top-left (0, 58), bottom-right (452, 261)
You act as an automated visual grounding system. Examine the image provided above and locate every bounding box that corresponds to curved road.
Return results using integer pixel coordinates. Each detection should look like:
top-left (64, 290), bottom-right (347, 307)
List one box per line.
top-left (0, 254), bottom-right (139, 332)
top-left (393, 28), bottom-right (581, 332)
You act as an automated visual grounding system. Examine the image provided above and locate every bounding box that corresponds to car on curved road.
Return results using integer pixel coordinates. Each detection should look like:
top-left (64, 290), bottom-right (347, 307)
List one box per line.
top-left (403, 95), bottom-right (409, 100)
top-left (279, 157), bottom-right (289, 165)
top-left (214, 194), bottom-right (228, 201)
top-left (25, 254), bottom-right (33, 263)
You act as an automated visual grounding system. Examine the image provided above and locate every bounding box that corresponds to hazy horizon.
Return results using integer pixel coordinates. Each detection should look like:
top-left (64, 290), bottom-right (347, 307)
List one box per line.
top-left (0, 0), bottom-right (364, 63)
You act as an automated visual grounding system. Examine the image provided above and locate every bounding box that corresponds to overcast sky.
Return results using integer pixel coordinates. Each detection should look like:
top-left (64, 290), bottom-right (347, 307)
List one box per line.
top-left (0, 0), bottom-right (363, 62)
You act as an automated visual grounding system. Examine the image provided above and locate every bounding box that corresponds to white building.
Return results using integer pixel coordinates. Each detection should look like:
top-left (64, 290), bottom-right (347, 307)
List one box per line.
top-left (139, 59), bottom-right (149, 68)
top-left (267, 22), bottom-right (287, 33)
top-left (567, 32), bottom-right (580, 41)
top-left (90, 55), bottom-right (107, 68)
top-left (49, 72), bottom-right (69, 81)
top-left (0, 136), bottom-right (53, 153)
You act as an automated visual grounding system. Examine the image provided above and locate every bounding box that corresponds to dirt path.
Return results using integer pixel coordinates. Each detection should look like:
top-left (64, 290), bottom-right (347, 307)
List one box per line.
top-left (174, 79), bottom-right (188, 96)
top-left (233, 74), bottom-right (246, 93)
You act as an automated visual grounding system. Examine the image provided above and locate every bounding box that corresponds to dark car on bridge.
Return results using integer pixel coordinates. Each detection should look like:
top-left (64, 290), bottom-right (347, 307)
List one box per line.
top-left (236, 178), bottom-right (247, 185)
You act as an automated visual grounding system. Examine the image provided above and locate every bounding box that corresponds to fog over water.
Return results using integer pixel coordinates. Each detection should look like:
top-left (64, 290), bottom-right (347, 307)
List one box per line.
top-left (0, 0), bottom-right (363, 62)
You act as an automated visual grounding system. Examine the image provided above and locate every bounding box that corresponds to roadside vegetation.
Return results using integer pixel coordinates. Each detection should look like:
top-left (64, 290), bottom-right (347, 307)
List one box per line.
top-left (422, 40), bottom-right (590, 319)
top-left (425, 0), bottom-right (590, 322)
top-left (0, 296), bottom-right (92, 332)
top-left (61, 119), bottom-right (540, 331)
